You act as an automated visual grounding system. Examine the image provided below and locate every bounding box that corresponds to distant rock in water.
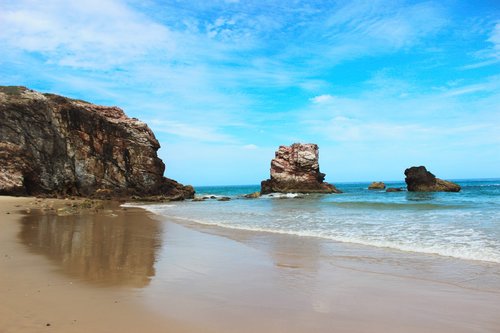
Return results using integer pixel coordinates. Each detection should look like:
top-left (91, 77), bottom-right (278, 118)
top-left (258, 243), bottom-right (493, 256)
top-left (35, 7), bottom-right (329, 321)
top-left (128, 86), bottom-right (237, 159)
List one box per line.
top-left (386, 187), bottom-right (403, 192)
top-left (260, 143), bottom-right (341, 194)
top-left (404, 166), bottom-right (460, 192)
top-left (0, 86), bottom-right (194, 199)
top-left (368, 181), bottom-right (386, 190)
top-left (243, 191), bottom-right (260, 199)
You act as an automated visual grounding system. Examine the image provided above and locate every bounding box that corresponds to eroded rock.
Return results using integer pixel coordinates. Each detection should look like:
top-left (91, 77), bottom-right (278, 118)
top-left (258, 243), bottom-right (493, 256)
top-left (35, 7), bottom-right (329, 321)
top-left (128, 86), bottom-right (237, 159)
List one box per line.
top-left (260, 143), bottom-right (341, 194)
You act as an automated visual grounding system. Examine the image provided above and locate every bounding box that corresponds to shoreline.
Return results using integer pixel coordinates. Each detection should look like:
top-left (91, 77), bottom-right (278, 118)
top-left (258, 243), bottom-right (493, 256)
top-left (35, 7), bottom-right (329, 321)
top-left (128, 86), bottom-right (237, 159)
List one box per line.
top-left (128, 195), bottom-right (500, 266)
top-left (1, 196), bottom-right (500, 332)
top-left (151, 209), bottom-right (500, 265)
top-left (142, 207), bottom-right (500, 293)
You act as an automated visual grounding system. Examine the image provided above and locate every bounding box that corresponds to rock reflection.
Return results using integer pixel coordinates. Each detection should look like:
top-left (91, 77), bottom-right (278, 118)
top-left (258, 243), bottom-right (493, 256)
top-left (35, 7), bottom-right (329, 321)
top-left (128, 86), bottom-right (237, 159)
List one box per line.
top-left (18, 209), bottom-right (162, 288)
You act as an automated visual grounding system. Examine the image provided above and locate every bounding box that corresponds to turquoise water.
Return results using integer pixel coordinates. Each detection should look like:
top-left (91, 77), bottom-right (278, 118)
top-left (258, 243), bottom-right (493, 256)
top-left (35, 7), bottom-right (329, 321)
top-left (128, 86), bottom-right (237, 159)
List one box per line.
top-left (131, 179), bottom-right (500, 263)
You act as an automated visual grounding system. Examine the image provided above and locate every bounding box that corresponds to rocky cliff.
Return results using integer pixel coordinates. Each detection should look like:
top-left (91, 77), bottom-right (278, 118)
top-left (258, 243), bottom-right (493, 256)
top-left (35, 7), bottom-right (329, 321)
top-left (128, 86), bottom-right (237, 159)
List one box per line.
top-left (404, 166), bottom-right (460, 192)
top-left (261, 143), bottom-right (341, 194)
top-left (0, 86), bottom-right (194, 199)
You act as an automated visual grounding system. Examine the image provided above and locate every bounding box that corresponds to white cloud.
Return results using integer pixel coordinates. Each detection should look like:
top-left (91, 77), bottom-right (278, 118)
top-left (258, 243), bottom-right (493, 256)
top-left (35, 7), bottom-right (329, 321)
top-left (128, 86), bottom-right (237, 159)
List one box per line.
top-left (243, 144), bottom-right (258, 150)
top-left (0, 0), bottom-right (174, 69)
top-left (310, 94), bottom-right (334, 104)
top-left (299, 73), bottom-right (500, 149)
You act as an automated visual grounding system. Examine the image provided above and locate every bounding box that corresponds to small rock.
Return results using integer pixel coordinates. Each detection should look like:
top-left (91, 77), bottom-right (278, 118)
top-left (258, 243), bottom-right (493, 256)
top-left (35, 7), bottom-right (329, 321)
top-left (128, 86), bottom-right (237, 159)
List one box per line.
top-left (217, 197), bottom-right (231, 201)
top-left (56, 207), bottom-right (71, 216)
top-left (368, 181), bottom-right (386, 190)
top-left (386, 187), bottom-right (403, 192)
top-left (243, 191), bottom-right (260, 199)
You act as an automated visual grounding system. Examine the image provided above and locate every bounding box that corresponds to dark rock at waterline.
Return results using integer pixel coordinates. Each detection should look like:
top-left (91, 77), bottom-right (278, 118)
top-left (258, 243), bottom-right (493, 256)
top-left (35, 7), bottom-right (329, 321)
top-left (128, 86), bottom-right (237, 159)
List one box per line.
top-left (260, 143), bottom-right (341, 194)
top-left (368, 181), bottom-right (386, 190)
top-left (386, 187), bottom-right (403, 192)
top-left (243, 191), bottom-right (260, 198)
top-left (404, 166), bottom-right (460, 192)
top-left (0, 86), bottom-right (194, 200)
top-left (217, 197), bottom-right (231, 201)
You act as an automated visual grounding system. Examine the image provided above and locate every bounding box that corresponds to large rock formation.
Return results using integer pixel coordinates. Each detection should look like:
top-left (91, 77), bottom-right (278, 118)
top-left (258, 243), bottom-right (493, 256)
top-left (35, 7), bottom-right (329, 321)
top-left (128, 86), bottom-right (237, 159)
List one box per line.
top-left (404, 166), bottom-right (460, 192)
top-left (0, 86), bottom-right (194, 199)
top-left (261, 143), bottom-right (341, 194)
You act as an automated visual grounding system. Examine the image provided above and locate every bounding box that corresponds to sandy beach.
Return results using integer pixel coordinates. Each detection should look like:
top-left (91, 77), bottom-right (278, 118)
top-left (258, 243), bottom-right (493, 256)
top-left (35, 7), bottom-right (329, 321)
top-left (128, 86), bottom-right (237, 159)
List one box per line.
top-left (1, 196), bottom-right (500, 333)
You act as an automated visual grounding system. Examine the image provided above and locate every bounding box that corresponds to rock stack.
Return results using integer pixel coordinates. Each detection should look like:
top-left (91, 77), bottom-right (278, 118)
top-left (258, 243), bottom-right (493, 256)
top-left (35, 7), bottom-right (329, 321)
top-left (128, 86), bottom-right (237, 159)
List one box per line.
top-left (261, 143), bottom-right (341, 194)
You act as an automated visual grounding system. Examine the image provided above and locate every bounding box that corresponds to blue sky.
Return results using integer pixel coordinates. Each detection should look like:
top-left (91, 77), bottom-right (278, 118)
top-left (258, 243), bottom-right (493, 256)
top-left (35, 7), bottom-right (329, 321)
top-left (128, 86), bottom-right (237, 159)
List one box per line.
top-left (1, 0), bottom-right (499, 186)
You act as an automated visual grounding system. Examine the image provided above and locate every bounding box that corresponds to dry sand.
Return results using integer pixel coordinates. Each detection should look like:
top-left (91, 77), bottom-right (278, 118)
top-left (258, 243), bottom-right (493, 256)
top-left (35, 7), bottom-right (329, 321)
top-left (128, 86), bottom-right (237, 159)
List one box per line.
top-left (1, 196), bottom-right (499, 333)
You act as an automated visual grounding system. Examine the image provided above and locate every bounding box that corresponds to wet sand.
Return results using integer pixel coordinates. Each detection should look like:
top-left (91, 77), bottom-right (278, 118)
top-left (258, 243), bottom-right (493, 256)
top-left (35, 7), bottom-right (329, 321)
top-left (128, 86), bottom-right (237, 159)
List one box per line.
top-left (1, 196), bottom-right (500, 332)
top-left (0, 197), bottom-right (201, 333)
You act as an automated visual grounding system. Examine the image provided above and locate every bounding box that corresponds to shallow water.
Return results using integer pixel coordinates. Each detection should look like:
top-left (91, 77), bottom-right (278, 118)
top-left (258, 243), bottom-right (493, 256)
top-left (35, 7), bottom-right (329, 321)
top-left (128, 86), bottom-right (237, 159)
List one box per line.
top-left (133, 179), bottom-right (500, 263)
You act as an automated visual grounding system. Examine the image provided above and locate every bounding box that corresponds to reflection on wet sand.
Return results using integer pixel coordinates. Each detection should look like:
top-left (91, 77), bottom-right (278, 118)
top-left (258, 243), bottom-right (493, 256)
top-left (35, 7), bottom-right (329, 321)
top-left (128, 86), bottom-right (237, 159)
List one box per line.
top-left (18, 208), bottom-right (162, 288)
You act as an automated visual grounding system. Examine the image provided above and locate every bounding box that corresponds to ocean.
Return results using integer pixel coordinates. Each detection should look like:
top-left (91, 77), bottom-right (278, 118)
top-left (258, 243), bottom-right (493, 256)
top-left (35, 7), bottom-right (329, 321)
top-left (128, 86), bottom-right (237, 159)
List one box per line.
top-left (131, 179), bottom-right (500, 264)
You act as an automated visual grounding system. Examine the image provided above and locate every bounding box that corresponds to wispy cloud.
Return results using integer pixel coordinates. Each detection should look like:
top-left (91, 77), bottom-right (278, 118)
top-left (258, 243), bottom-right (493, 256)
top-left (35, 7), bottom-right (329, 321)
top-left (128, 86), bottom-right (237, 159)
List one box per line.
top-left (148, 119), bottom-right (236, 143)
top-left (462, 21), bottom-right (500, 69)
top-left (444, 82), bottom-right (498, 97)
top-left (313, 1), bottom-right (447, 62)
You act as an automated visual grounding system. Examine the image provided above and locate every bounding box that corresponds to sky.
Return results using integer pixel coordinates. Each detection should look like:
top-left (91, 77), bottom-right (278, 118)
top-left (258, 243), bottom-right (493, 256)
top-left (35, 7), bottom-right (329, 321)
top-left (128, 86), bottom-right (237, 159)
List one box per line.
top-left (1, 0), bottom-right (499, 186)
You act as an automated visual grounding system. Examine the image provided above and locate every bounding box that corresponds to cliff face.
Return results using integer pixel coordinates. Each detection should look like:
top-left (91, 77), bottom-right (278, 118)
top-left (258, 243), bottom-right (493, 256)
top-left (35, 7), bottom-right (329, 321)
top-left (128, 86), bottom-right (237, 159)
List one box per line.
top-left (261, 143), bottom-right (341, 194)
top-left (0, 86), bottom-right (194, 199)
top-left (404, 166), bottom-right (460, 192)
